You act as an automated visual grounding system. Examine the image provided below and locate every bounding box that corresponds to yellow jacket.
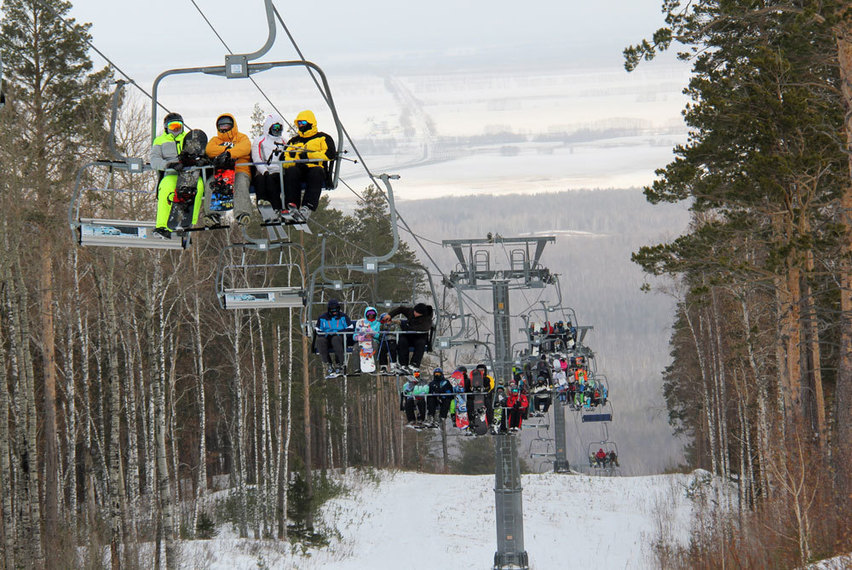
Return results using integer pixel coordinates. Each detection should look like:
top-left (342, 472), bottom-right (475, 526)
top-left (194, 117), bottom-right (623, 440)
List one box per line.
top-left (284, 110), bottom-right (336, 169)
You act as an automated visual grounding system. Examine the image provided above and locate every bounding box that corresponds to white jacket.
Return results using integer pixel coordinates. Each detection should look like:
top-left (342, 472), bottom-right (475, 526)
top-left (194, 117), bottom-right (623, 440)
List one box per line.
top-left (251, 113), bottom-right (287, 175)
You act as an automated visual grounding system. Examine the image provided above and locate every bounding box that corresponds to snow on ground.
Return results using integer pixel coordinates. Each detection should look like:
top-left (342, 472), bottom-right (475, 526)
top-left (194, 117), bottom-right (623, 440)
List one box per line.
top-left (181, 469), bottom-right (703, 569)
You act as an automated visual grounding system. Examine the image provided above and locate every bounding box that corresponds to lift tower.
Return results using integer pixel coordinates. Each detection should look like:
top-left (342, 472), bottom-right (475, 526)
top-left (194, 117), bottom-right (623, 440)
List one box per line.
top-left (442, 235), bottom-right (555, 570)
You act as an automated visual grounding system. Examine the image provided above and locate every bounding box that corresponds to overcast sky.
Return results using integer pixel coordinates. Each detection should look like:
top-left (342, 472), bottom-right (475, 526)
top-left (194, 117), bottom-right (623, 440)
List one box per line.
top-left (67, 0), bottom-right (679, 81)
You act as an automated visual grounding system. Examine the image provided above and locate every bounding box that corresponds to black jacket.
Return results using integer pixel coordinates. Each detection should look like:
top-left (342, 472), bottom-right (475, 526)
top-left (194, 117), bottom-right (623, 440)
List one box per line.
top-left (389, 305), bottom-right (433, 332)
top-left (429, 376), bottom-right (453, 399)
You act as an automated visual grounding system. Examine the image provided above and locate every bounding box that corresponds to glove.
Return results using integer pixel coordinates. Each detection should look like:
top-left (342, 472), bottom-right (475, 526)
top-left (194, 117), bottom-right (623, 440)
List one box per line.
top-left (165, 161), bottom-right (183, 172)
top-left (213, 151), bottom-right (231, 168)
top-left (297, 151), bottom-right (308, 161)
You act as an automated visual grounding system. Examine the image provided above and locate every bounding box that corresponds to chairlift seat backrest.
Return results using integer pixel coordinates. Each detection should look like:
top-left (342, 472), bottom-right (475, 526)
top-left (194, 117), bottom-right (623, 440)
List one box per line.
top-left (78, 218), bottom-right (189, 250)
top-left (221, 286), bottom-right (304, 309)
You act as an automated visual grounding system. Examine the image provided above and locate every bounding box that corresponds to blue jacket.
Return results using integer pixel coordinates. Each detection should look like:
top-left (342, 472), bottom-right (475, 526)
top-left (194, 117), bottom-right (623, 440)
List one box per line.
top-left (316, 311), bottom-right (353, 334)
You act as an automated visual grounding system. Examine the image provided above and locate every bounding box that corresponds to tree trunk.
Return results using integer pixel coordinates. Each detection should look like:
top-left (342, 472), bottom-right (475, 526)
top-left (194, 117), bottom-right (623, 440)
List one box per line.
top-left (102, 259), bottom-right (128, 570)
top-left (39, 246), bottom-right (59, 565)
top-left (833, 22), bottom-right (852, 513)
top-left (0, 289), bottom-right (16, 570)
top-left (153, 266), bottom-right (176, 568)
top-left (191, 280), bottom-right (207, 540)
top-left (232, 312), bottom-right (249, 538)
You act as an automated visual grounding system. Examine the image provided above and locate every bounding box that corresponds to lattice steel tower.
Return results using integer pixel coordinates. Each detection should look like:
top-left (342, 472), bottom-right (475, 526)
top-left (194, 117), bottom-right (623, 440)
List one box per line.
top-left (442, 235), bottom-right (555, 570)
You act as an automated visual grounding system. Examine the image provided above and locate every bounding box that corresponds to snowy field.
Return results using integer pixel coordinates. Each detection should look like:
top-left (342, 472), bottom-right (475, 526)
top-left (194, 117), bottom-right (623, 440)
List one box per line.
top-left (178, 469), bottom-right (706, 569)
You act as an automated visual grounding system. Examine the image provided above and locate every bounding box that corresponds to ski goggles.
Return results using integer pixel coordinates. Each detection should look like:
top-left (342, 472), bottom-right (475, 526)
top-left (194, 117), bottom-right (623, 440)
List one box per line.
top-left (269, 123), bottom-right (283, 136)
top-left (217, 119), bottom-right (234, 132)
top-left (296, 120), bottom-right (310, 127)
top-left (166, 121), bottom-right (183, 131)
top-left (366, 311), bottom-right (377, 320)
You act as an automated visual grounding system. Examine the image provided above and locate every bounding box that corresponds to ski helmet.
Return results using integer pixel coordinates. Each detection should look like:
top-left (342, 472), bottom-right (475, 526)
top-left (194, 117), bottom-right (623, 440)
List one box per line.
top-left (164, 112), bottom-right (183, 126)
top-left (163, 112), bottom-right (184, 134)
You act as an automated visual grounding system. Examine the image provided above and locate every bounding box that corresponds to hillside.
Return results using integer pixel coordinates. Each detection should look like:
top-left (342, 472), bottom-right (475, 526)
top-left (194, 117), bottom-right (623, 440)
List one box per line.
top-left (384, 189), bottom-right (691, 474)
top-left (178, 469), bottom-right (705, 569)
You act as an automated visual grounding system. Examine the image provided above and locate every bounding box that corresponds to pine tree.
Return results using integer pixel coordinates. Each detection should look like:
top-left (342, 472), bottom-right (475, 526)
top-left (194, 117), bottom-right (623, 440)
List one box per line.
top-left (0, 1), bottom-right (111, 565)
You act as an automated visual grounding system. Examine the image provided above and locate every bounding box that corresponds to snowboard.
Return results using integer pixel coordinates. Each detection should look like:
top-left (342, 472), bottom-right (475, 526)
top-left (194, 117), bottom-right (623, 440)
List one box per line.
top-left (453, 386), bottom-right (469, 430)
top-left (358, 340), bottom-right (376, 373)
top-left (209, 167), bottom-right (235, 212)
top-left (167, 129), bottom-right (207, 231)
top-left (471, 393), bottom-right (489, 436)
top-left (448, 372), bottom-right (468, 429)
top-left (492, 388), bottom-right (506, 434)
top-left (469, 370), bottom-right (489, 435)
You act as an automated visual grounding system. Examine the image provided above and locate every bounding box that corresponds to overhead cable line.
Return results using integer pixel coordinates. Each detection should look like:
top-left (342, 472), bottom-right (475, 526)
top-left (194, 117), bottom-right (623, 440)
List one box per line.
top-left (187, 0), bottom-right (292, 131)
top-left (42, 1), bottom-right (170, 115)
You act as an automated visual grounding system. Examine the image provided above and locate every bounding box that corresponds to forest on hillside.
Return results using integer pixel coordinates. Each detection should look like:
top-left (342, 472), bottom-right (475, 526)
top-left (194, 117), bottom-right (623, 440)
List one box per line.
top-left (619, 1), bottom-right (852, 568)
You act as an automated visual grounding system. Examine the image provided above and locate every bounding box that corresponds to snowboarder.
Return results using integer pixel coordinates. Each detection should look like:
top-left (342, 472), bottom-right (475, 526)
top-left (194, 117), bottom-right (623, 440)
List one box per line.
top-left (282, 109), bottom-right (337, 222)
top-left (354, 306), bottom-right (380, 373)
top-left (506, 386), bottom-right (529, 432)
top-left (150, 113), bottom-right (205, 237)
top-left (608, 450), bottom-right (619, 467)
top-left (401, 372), bottom-right (428, 427)
top-left (388, 303), bottom-right (434, 374)
top-left (425, 368), bottom-right (453, 428)
top-left (315, 299), bottom-right (353, 378)
top-left (251, 113), bottom-right (287, 216)
top-left (204, 113), bottom-right (253, 227)
top-left (531, 377), bottom-right (552, 416)
top-left (377, 312), bottom-right (400, 374)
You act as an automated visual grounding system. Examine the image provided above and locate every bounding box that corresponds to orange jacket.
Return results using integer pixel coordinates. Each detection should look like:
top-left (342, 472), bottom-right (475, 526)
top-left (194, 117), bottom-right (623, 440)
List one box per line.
top-left (206, 113), bottom-right (252, 176)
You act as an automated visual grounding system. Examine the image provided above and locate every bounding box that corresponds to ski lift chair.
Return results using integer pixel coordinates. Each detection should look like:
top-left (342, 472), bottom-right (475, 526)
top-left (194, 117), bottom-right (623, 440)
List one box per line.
top-left (581, 400), bottom-right (614, 423)
top-left (586, 440), bottom-right (620, 475)
top-left (216, 242), bottom-right (307, 309)
top-left (69, 160), bottom-right (191, 250)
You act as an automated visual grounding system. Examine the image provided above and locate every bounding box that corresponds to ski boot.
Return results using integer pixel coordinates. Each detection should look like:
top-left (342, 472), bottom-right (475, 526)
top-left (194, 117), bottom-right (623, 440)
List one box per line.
top-left (153, 227), bottom-right (172, 239)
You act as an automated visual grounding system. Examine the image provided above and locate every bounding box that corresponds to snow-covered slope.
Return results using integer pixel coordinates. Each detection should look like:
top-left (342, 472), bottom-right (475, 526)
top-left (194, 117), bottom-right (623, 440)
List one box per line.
top-left (181, 469), bottom-right (704, 569)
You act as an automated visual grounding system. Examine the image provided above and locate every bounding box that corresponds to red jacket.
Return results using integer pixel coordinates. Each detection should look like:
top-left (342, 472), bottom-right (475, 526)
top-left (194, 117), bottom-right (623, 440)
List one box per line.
top-left (507, 392), bottom-right (529, 410)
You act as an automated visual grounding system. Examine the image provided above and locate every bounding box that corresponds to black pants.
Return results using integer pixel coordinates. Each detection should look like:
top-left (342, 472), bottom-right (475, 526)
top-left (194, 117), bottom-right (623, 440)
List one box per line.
top-left (378, 337), bottom-right (398, 366)
top-left (427, 396), bottom-right (452, 419)
top-left (508, 408), bottom-right (524, 429)
top-left (404, 398), bottom-right (426, 422)
top-left (316, 334), bottom-right (345, 365)
top-left (534, 395), bottom-right (551, 413)
top-left (397, 332), bottom-right (428, 367)
top-left (284, 165), bottom-right (324, 210)
top-left (253, 171), bottom-right (284, 210)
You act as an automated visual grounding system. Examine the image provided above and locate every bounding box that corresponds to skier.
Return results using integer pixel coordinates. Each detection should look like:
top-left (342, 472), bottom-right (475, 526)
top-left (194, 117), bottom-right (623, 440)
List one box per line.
top-left (251, 113), bottom-right (287, 213)
top-left (506, 386), bottom-right (529, 432)
top-left (282, 109), bottom-right (337, 221)
top-left (315, 299), bottom-right (353, 378)
top-left (388, 303), bottom-right (434, 374)
top-left (425, 368), bottom-right (453, 428)
top-left (608, 450), bottom-right (619, 467)
top-left (400, 372), bottom-right (428, 427)
top-left (204, 113), bottom-right (253, 227)
top-left (150, 112), bottom-right (205, 237)
top-left (595, 448), bottom-right (607, 467)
